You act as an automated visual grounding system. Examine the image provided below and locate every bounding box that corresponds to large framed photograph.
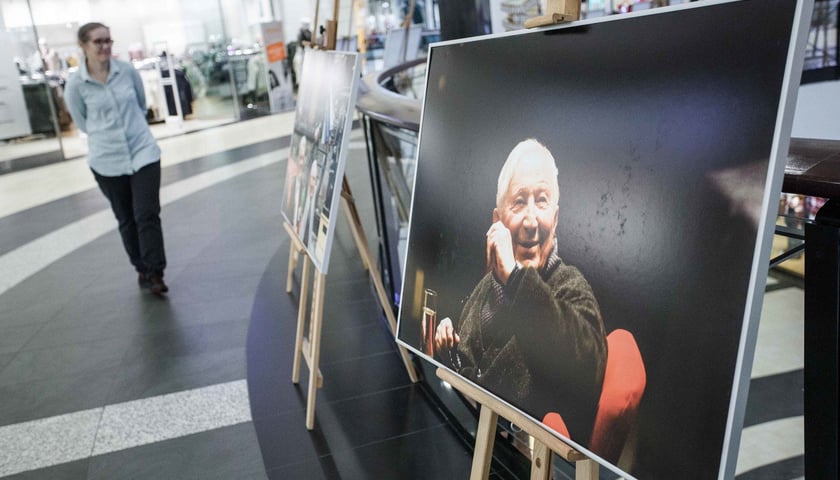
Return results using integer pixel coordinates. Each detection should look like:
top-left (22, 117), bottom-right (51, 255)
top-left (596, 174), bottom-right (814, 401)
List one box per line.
top-left (395, 0), bottom-right (812, 478)
top-left (281, 49), bottom-right (361, 273)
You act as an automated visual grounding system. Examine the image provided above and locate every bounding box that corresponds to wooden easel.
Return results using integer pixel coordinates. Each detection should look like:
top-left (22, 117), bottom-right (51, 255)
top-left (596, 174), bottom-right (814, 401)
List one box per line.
top-left (284, 221), bottom-right (325, 430)
top-left (285, 177), bottom-right (419, 430)
top-left (525, 0), bottom-right (581, 28)
top-left (437, 368), bottom-right (599, 480)
top-left (338, 178), bottom-right (419, 384)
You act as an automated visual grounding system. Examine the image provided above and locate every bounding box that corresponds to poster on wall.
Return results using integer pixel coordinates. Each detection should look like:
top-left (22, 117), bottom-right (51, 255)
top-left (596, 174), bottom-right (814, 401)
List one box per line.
top-left (280, 50), bottom-right (361, 273)
top-left (0, 28), bottom-right (32, 140)
top-left (260, 21), bottom-right (295, 113)
top-left (396, 0), bottom-right (811, 478)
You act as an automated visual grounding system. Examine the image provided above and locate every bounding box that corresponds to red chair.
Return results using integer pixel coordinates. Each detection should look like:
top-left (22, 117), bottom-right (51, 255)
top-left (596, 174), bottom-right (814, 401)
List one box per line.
top-left (543, 329), bottom-right (647, 464)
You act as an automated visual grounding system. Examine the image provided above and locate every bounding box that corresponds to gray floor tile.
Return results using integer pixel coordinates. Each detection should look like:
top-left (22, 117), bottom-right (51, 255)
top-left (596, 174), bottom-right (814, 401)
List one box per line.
top-left (0, 336), bottom-right (131, 387)
top-left (0, 366), bottom-right (119, 426)
top-left (107, 347), bottom-right (246, 404)
top-left (144, 294), bottom-right (254, 328)
top-left (4, 458), bottom-right (91, 480)
top-left (0, 324), bottom-right (42, 354)
top-left (0, 301), bottom-right (62, 329)
top-left (0, 352), bottom-right (16, 372)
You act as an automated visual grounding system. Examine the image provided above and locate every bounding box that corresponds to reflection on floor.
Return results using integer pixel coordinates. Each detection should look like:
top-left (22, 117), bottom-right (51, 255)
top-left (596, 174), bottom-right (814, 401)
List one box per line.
top-left (0, 115), bottom-right (808, 479)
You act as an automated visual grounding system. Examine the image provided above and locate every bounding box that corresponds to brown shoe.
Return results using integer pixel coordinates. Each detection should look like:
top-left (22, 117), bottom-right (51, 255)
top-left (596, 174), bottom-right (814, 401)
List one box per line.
top-left (149, 272), bottom-right (169, 295)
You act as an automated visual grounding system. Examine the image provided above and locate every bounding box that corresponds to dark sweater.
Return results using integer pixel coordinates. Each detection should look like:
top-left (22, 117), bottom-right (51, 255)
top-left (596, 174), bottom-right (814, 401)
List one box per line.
top-left (454, 253), bottom-right (607, 444)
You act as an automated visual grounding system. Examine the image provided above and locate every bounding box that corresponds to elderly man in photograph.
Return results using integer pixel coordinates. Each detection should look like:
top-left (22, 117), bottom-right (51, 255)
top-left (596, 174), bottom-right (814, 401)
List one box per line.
top-left (435, 138), bottom-right (607, 445)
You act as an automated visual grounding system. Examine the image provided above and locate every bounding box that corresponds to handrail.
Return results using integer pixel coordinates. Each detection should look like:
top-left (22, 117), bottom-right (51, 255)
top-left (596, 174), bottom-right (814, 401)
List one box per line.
top-left (355, 58), bottom-right (426, 132)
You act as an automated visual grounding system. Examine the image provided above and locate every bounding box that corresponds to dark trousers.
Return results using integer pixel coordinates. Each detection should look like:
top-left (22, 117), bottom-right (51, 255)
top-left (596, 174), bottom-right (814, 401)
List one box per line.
top-left (93, 161), bottom-right (167, 274)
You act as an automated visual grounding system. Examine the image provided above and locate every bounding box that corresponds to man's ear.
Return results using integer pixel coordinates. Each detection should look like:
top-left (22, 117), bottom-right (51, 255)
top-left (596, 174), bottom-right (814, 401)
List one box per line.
top-left (493, 208), bottom-right (500, 223)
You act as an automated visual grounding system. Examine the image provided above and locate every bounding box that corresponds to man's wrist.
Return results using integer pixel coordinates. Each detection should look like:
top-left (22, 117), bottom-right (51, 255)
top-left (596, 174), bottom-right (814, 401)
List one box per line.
top-left (505, 261), bottom-right (524, 290)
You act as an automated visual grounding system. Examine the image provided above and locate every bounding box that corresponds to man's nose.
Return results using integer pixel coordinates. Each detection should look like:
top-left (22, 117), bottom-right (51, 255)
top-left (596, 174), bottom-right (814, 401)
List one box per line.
top-left (523, 200), bottom-right (537, 226)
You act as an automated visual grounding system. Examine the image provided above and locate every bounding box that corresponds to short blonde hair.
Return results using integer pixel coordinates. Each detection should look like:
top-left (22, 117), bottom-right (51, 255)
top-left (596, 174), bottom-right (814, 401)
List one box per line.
top-left (496, 139), bottom-right (559, 210)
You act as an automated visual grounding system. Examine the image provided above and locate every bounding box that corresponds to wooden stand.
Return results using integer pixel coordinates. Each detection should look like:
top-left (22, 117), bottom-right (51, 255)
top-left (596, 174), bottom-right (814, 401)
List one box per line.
top-left (339, 178), bottom-right (419, 383)
top-left (525, 0), bottom-right (581, 28)
top-left (284, 175), bottom-right (419, 430)
top-left (284, 222), bottom-right (325, 430)
top-left (436, 368), bottom-right (598, 480)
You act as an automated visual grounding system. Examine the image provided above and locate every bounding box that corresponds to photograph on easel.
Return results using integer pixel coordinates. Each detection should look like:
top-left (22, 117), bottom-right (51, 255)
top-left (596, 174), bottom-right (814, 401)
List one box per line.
top-left (281, 49), bottom-right (361, 273)
top-left (395, 0), bottom-right (811, 478)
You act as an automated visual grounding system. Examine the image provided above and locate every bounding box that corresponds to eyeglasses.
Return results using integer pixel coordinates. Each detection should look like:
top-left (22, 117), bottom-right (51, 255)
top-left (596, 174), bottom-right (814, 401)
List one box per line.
top-left (90, 38), bottom-right (113, 48)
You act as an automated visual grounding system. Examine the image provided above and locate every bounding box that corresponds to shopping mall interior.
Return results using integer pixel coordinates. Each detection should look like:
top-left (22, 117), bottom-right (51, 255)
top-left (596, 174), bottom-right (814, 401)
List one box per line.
top-left (1, 0), bottom-right (838, 479)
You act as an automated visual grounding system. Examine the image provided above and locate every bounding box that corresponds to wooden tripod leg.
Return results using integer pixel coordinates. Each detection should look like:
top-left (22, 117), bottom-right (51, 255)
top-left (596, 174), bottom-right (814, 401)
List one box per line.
top-left (531, 440), bottom-right (552, 480)
top-left (471, 405), bottom-right (498, 480)
top-left (340, 181), bottom-right (419, 383)
top-left (292, 255), bottom-right (311, 384)
top-left (305, 272), bottom-right (326, 430)
top-left (575, 459), bottom-right (598, 480)
top-left (286, 241), bottom-right (297, 293)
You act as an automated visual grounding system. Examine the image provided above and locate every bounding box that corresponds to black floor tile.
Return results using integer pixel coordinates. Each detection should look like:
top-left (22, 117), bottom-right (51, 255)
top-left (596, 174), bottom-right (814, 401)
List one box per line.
top-left (87, 422), bottom-right (267, 480)
top-left (265, 458), bottom-right (334, 480)
top-left (330, 424), bottom-right (472, 479)
top-left (743, 369), bottom-right (803, 428)
top-left (0, 366), bottom-right (119, 426)
top-left (318, 316), bottom-right (398, 365)
top-left (252, 408), bottom-right (334, 470)
top-left (312, 384), bottom-right (446, 454)
top-left (318, 351), bottom-right (414, 403)
top-left (265, 424), bottom-right (472, 480)
top-left (0, 336), bottom-right (132, 387)
top-left (5, 458), bottom-right (91, 480)
top-left (254, 386), bottom-right (445, 471)
top-left (734, 454), bottom-right (804, 480)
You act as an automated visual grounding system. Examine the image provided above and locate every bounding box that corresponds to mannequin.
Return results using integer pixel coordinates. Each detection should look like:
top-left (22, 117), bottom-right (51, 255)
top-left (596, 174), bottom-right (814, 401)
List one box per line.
top-left (38, 38), bottom-right (62, 72)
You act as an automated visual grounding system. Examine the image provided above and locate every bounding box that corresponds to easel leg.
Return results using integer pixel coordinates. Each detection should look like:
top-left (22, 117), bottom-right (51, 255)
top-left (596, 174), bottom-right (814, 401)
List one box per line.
top-left (575, 459), bottom-right (598, 480)
top-left (292, 255), bottom-right (311, 384)
top-left (531, 440), bottom-right (552, 480)
top-left (340, 179), bottom-right (419, 383)
top-left (286, 241), bottom-right (298, 293)
top-left (471, 405), bottom-right (498, 480)
top-left (305, 272), bottom-right (326, 430)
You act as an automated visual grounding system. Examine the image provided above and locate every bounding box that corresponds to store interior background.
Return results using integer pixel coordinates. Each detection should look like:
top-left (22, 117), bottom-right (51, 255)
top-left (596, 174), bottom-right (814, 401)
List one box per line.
top-left (0, 0), bottom-right (433, 170)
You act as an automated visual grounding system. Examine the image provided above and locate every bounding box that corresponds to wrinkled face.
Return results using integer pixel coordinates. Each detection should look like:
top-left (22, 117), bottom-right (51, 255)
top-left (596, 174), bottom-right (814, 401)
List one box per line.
top-left (495, 155), bottom-right (559, 270)
top-left (81, 27), bottom-right (112, 63)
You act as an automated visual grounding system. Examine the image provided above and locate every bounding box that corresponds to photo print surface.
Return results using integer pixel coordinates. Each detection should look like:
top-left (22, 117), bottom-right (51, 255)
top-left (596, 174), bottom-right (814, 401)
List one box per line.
top-left (281, 49), bottom-right (361, 273)
top-left (395, 0), bottom-right (811, 478)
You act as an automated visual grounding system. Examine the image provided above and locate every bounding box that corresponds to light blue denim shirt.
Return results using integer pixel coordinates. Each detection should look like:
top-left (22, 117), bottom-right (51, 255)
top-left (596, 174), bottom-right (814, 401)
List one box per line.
top-left (64, 58), bottom-right (161, 176)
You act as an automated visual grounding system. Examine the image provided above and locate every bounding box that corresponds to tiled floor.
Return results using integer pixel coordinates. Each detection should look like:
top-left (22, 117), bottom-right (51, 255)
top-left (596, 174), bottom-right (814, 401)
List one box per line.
top-left (0, 114), bottom-right (808, 479)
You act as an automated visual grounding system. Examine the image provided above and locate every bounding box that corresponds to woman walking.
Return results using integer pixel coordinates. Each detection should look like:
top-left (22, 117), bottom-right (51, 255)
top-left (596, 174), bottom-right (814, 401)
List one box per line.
top-left (65, 22), bottom-right (168, 294)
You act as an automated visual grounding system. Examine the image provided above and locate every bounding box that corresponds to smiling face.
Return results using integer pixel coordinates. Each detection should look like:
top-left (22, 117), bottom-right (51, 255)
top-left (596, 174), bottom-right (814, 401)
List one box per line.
top-left (494, 141), bottom-right (559, 270)
top-left (80, 26), bottom-right (112, 64)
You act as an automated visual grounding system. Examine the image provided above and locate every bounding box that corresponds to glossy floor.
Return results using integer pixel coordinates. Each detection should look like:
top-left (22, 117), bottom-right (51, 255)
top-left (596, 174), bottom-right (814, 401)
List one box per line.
top-left (0, 115), bottom-right (806, 479)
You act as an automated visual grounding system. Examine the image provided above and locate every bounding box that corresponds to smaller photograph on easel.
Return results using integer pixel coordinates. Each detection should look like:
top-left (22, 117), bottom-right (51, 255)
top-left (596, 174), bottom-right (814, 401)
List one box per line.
top-left (281, 49), bottom-right (361, 273)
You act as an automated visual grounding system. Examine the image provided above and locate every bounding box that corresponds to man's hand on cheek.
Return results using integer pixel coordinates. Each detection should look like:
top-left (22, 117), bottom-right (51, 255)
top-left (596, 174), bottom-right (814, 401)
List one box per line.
top-left (486, 221), bottom-right (516, 285)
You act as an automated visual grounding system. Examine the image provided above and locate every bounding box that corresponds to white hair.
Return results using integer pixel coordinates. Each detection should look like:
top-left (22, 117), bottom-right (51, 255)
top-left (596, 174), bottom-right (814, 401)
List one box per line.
top-left (496, 139), bottom-right (559, 210)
